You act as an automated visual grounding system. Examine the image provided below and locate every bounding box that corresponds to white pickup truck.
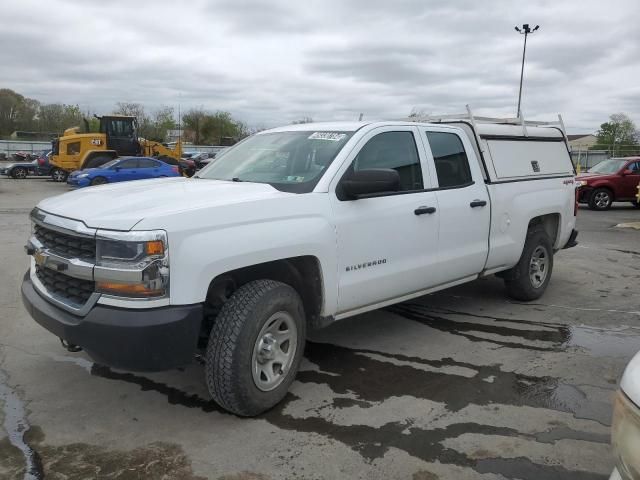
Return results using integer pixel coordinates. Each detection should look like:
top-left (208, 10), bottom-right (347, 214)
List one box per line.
top-left (22, 112), bottom-right (578, 416)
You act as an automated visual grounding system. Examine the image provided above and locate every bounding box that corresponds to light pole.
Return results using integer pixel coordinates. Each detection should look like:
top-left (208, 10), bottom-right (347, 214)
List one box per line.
top-left (515, 24), bottom-right (539, 118)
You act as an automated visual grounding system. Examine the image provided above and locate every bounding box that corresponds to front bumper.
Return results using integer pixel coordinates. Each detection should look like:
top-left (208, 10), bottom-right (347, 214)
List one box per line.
top-left (577, 187), bottom-right (593, 203)
top-left (22, 272), bottom-right (203, 371)
top-left (66, 176), bottom-right (90, 187)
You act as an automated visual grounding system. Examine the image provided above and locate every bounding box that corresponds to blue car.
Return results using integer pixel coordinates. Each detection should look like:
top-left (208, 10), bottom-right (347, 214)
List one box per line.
top-left (67, 156), bottom-right (180, 187)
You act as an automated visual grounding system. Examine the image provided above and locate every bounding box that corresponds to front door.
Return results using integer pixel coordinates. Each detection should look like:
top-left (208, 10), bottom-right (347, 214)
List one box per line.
top-left (115, 158), bottom-right (140, 182)
top-left (330, 127), bottom-right (440, 313)
top-left (619, 161), bottom-right (640, 199)
top-left (420, 128), bottom-right (490, 283)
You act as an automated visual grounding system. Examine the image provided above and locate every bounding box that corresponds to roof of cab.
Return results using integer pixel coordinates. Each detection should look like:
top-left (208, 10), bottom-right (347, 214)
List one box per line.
top-left (262, 121), bottom-right (565, 139)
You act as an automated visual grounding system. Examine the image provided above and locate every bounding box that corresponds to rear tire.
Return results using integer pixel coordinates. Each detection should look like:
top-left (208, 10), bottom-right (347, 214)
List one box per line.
top-left (84, 155), bottom-right (113, 169)
top-left (588, 188), bottom-right (613, 210)
top-left (51, 168), bottom-right (68, 182)
top-left (205, 280), bottom-right (306, 416)
top-left (504, 225), bottom-right (554, 301)
top-left (11, 167), bottom-right (27, 179)
top-left (90, 176), bottom-right (107, 186)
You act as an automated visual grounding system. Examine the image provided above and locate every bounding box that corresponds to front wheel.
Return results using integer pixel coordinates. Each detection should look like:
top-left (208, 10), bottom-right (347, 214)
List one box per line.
top-left (504, 226), bottom-right (554, 301)
top-left (51, 168), bottom-right (68, 182)
top-left (588, 188), bottom-right (613, 210)
top-left (205, 280), bottom-right (306, 416)
top-left (90, 176), bottom-right (108, 186)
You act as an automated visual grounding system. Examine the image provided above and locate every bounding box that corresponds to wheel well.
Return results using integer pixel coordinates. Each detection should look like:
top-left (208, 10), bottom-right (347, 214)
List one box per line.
top-left (591, 185), bottom-right (615, 198)
top-left (528, 214), bottom-right (560, 246)
top-left (201, 256), bottom-right (323, 345)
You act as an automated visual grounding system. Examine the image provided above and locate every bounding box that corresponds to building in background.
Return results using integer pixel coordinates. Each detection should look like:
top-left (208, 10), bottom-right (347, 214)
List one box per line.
top-left (568, 134), bottom-right (597, 151)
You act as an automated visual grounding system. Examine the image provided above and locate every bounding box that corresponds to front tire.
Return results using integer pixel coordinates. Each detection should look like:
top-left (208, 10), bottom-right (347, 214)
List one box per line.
top-left (90, 176), bottom-right (108, 186)
top-left (588, 188), bottom-right (613, 210)
top-left (205, 280), bottom-right (306, 416)
top-left (504, 226), bottom-right (554, 301)
top-left (11, 167), bottom-right (27, 179)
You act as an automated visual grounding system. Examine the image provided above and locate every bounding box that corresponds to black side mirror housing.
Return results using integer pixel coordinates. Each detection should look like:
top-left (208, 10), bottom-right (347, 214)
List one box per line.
top-left (341, 168), bottom-right (401, 199)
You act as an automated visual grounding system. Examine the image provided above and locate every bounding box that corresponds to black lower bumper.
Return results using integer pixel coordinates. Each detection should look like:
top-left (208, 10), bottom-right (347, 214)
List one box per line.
top-left (21, 272), bottom-right (203, 371)
top-left (563, 229), bottom-right (579, 249)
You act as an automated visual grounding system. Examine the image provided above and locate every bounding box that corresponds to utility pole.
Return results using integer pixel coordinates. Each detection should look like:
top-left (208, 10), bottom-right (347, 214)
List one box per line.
top-left (514, 24), bottom-right (539, 118)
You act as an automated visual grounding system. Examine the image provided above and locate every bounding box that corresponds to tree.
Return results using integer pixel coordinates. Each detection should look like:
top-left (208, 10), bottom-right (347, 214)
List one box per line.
top-left (182, 108), bottom-right (207, 144)
top-left (0, 88), bottom-right (40, 137)
top-left (38, 103), bottom-right (84, 134)
top-left (592, 113), bottom-right (640, 156)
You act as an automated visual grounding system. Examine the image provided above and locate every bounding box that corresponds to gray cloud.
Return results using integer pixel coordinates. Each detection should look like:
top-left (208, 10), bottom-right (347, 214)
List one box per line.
top-left (2, 0), bottom-right (639, 133)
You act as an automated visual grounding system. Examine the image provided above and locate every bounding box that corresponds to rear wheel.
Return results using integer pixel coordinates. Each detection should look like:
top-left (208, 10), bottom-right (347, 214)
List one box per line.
top-left (51, 168), bottom-right (68, 182)
top-left (588, 188), bottom-right (613, 210)
top-left (11, 167), bottom-right (27, 179)
top-left (90, 176), bottom-right (108, 186)
top-left (504, 225), bottom-right (554, 301)
top-left (205, 280), bottom-right (306, 416)
top-left (84, 155), bottom-right (113, 169)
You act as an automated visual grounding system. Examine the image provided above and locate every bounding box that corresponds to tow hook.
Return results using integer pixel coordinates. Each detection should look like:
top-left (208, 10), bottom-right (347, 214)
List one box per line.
top-left (60, 338), bottom-right (82, 353)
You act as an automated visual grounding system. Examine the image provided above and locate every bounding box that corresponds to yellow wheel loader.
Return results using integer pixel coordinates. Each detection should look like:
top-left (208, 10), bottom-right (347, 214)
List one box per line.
top-left (49, 115), bottom-right (184, 182)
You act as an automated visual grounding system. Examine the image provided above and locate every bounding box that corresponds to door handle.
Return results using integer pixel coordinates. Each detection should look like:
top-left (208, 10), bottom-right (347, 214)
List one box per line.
top-left (414, 206), bottom-right (436, 215)
top-left (470, 200), bottom-right (487, 208)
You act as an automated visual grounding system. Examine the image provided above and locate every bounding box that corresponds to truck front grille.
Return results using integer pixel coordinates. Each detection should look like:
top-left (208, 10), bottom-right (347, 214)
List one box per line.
top-left (35, 265), bottom-right (95, 305)
top-left (34, 224), bottom-right (96, 261)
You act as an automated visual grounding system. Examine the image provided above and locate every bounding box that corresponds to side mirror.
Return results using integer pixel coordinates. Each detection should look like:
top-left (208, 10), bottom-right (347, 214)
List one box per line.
top-left (341, 168), bottom-right (400, 199)
top-left (113, 166), bottom-right (121, 171)
top-left (621, 169), bottom-right (633, 176)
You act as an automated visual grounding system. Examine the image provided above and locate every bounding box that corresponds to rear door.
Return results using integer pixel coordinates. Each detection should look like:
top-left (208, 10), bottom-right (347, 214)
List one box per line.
top-left (419, 128), bottom-right (490, 283)
top-left (330, 126), bottom-right (441, 313)
top-left (137, 158), bottom-right (161, 179)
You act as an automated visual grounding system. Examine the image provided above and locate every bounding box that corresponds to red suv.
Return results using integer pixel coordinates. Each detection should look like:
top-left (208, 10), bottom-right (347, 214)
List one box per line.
top-left (576, 157), bottom-right (640, 210)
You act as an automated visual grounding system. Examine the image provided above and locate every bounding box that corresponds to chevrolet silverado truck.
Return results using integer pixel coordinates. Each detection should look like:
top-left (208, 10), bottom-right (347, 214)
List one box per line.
top-left (21, 111), bottom-right (579, 416)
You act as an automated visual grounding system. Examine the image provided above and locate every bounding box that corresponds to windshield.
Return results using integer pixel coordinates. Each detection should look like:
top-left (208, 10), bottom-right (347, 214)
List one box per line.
top-left (197, 130), bottom-right (354, 193)
top-left (588, 159), bottom-right (626, 174)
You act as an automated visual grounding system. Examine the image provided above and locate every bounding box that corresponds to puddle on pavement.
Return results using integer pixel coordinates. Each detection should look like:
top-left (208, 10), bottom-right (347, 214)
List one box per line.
top-left (388, 302), bottom-right (640, 358)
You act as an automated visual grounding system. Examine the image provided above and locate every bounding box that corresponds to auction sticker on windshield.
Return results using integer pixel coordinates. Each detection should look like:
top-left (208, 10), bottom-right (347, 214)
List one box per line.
top-left (308, 132), bottom-right (347, 141)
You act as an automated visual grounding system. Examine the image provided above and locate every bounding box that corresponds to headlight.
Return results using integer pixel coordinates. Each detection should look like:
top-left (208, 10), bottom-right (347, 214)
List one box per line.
top-left (95, 230), bottom-right (169, 298)
top-left (78, 173), bottom-right (89, 178)
top-left (612, 391), bottom-right (640, 480)
top-left (575, 180), bottom-right (587, 187)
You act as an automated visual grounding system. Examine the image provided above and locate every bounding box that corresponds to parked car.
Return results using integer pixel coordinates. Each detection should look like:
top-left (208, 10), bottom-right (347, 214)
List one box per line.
top-left (610, 350), bottom-right (640, 479)
top-left (159, 155), bottom-right (196, 177)
top-left (66, 156), bottom-right (180, 187)
top-left (1, 150), bottom-right (53, 179)
top-left (576, 157), bottom-right (640, 210)
top-left (22, 116), bottom-right (578, 416)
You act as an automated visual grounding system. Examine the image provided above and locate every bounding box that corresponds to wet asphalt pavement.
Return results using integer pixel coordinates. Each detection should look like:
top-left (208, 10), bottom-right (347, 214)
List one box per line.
top-left (1, 178), bottom-right (639, 480)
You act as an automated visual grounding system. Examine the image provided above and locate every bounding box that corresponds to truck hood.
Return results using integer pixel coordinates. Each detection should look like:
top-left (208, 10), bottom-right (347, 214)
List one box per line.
top-left (37, 177), bottom-right (292, 230)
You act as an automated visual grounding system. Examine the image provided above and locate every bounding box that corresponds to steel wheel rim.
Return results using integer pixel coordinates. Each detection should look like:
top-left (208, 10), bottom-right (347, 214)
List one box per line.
top-left (529, 245), bottom-right (549, 288)
top-left (15, 168), bottom-right (26, 179)
top-left (252, 311), bottom-right (297, 392)
top-left (594, 191), bottom-right (610, 208)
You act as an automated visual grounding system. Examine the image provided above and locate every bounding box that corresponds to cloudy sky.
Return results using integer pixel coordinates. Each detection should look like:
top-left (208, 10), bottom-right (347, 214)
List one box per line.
top-left (3, 0), bottom-right (639, 132)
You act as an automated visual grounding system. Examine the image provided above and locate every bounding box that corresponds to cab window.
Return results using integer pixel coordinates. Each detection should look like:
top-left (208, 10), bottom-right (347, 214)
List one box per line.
top-left (426, 131), bottom-right (473, 188)
top-left (352, 131), bottom-right (423, 191)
